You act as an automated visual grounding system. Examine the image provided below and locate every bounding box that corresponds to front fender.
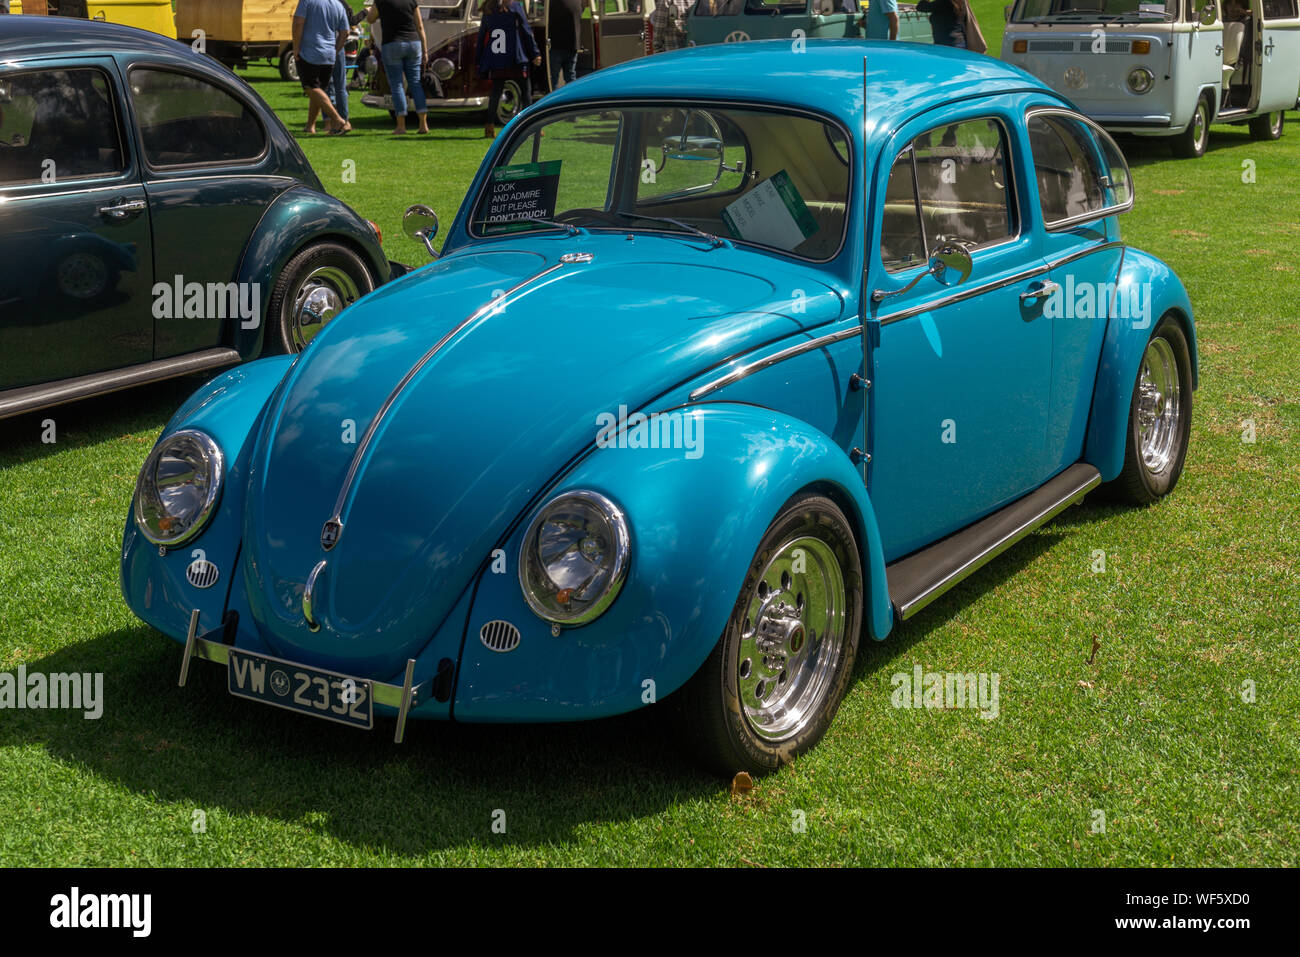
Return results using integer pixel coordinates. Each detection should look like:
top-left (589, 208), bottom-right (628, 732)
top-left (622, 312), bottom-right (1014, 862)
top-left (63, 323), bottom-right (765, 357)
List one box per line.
top-left (1084, 246), bottom-right (1199, 481)
top-left (452, 403), bottom-right (892, 722)
top-left (120, 356), bottom-right (294, 644)
top-left (233, 187), bottom-right (389, 357)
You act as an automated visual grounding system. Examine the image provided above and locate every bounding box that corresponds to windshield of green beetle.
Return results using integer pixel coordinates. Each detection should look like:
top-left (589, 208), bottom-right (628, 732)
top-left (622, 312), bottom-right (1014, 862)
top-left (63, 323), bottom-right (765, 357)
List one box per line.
top-left (469, 105), bottom-right (852, 262)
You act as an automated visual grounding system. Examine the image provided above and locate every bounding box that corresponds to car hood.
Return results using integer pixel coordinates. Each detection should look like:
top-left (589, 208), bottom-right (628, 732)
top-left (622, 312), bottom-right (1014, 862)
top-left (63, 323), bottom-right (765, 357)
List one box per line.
top-left (242, 235), bottom-right (846, 675)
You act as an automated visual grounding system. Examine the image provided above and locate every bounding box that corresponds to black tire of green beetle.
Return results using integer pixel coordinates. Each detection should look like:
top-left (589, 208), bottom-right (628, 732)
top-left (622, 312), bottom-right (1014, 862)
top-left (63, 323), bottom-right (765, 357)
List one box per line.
top-left (1109, 315), bottom-right (1194, 505)
top-left (265, 242), bottom-right (374, 355)
top-left (672, 493), bottom-right (863, 775)
top-left (1248, 110), bottom-right (1284, 141)
top-left (1171, 94), bottom-right (1211, 158)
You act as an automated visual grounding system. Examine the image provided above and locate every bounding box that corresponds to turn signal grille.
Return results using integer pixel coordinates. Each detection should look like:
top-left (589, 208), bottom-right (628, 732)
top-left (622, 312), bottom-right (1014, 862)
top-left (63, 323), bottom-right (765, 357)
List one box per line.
top-left (479, 620), bottom-right (521, 653)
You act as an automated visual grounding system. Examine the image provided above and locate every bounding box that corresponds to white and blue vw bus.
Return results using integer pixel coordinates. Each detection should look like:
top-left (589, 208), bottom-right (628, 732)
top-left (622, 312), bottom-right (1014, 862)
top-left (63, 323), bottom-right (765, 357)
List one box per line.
top-left (1002, 0), bottom-right (1300, 157)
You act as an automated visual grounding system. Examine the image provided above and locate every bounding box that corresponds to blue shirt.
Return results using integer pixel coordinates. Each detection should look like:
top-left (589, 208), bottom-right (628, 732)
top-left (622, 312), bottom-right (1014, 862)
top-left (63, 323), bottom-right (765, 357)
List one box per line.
top-left (866, 0), bottom-right (898, 40)
top-left (295, 0), bottom-right (348, 66)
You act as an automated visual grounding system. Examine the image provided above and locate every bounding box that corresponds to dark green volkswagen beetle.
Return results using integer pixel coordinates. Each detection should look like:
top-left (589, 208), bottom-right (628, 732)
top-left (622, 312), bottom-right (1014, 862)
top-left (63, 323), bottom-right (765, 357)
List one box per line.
top-left (0, 16), bottom-right (393, 420)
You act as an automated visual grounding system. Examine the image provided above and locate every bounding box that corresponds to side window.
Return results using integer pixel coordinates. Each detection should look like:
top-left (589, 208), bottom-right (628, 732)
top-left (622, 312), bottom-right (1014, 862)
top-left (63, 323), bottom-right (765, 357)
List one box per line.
top-left (880, 146), bottom-right (926, 273)
top-left (1263, 0), bottom-right (1298, 18)
top-left (0, 68), bottom-right (124, 187)
top-left (910, 118), bottom-right (1014, 249)
top-left (129, 68), bottom-right (265, 169)
top-left (1027, 112), bottom-right (1132, 228)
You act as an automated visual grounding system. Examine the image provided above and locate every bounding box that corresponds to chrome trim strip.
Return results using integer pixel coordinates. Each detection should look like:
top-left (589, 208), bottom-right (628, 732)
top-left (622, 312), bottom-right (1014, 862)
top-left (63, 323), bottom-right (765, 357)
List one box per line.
top-left (302, 559), bottom-right (326, 631)
top-left (876, 263), bottom-right (1051, 325)
top-left (890, 464), bottom-right (1102, 621)
top-left (1046, 239), bottom-right (1126, 271)
top-left (688, 325), bottom-right (862, 401)
top-left (324, 260), bottom-right (570, 537)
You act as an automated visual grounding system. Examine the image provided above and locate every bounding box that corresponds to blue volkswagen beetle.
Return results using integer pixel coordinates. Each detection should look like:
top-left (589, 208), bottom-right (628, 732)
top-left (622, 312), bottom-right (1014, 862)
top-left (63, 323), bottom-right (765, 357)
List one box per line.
top-left (121, 40), bottom-right (1197, 774)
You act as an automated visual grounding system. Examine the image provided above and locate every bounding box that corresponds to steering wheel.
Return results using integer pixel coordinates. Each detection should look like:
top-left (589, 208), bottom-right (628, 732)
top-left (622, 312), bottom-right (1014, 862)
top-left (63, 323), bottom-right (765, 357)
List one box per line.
top-left (556, 208), bottom-right (626, 227)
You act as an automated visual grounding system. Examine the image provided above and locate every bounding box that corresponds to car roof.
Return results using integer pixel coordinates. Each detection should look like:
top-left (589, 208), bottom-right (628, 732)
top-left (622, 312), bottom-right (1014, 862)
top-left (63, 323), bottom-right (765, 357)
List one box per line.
top-left (0, 14), bottom-right (193, 61)
top-left (539, 39), bottom-right (1060, 138)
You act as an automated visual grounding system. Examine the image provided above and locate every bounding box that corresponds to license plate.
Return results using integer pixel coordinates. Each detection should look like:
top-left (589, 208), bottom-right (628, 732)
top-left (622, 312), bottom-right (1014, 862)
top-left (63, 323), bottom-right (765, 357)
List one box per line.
top-left (227, 648), bottom-right (373, 730)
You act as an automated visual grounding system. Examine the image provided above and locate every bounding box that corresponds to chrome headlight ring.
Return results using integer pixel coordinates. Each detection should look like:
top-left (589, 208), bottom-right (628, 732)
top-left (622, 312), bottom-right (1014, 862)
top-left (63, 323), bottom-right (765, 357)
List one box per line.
top-left (518, 489), bottom-right (631, 626)
top-left (133, 428), bottom-right (225, 548)
top-left (1127, 67), bottom-right (1155, 95)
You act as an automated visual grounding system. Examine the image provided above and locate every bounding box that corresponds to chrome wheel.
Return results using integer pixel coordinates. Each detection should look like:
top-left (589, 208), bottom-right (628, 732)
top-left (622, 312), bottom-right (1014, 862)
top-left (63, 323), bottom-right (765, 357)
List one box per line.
top-left (1137, 336), bottom-right (1182, 475)
top-left (290, 265), bottom-right (360, 351)
top-left (738, 535), bottom-right (847, 742)
top-left (1191, 102), bottom-right (1207, 152)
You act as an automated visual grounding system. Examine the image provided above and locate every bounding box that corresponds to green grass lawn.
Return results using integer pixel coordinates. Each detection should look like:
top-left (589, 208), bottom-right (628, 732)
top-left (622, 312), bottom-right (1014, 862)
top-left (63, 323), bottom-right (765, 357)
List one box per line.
top-left (0, 32), bottom-right (1297, 867)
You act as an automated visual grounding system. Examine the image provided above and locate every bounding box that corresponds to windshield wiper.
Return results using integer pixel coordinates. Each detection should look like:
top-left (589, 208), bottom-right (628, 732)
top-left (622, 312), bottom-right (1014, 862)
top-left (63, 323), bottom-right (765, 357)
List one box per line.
top-left (473, 217), bottom-right (587, 235)
top-left (611, 212), bottom-right (730, 248)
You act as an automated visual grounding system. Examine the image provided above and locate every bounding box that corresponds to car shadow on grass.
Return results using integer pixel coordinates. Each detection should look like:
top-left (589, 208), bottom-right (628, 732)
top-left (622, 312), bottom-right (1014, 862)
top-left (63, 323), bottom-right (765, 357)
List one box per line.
top-left (0, 622), bottom-right (719, 856)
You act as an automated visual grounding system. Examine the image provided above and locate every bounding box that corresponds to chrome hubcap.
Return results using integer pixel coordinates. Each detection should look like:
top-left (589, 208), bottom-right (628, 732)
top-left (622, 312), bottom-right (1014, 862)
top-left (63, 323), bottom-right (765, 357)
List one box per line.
top-left (1137, 337), bottom-right (1182, 475)
top-left (738, 535), bottom-right (846, 742)
top-left (1193, 105), bottom-right (1206, 149)
top-left (291, 266), bottom-right (359, 350)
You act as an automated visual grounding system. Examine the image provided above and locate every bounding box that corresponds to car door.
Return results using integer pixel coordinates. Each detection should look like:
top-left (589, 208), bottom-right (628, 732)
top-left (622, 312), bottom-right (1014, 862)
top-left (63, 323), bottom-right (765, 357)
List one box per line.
top-left (121, 61), bottom-right (286, 361)
top-left (0, 58), bottom-right (154, 391)
top-left (867, 111), bottom-right (1052, 561)
top-left (1257, 0), bottom-right (1300, 112)
top-left (1025, 110), bottom-right (1134, 475)
top-left (595, 0), bottom-right (649, 67)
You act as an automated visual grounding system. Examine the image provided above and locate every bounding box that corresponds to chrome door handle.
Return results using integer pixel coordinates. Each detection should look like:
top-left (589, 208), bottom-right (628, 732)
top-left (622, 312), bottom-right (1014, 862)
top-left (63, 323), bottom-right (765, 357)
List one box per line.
top-left (99, 198), bottom-right (146, 220)
top-left (1020, 280), bottom-right (1059, 303)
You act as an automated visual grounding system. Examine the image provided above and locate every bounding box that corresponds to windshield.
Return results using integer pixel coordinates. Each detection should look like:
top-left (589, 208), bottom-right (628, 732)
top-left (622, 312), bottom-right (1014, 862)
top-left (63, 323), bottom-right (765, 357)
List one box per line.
top-left (469, 104), bottom-right (851, 262)
top-left (426, 0), bottom-right (469, 19)
top-left (1012, 0), bottom-right (1179, 22)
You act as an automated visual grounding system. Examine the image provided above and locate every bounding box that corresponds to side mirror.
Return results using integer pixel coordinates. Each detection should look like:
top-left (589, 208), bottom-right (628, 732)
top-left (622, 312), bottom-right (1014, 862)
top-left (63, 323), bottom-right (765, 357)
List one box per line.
top-left (929, 240), bottom-right (973, 287)
top-left (872, 240), bottom-right (973, 302)
top-left (403, 204), bottom-right (440, 259)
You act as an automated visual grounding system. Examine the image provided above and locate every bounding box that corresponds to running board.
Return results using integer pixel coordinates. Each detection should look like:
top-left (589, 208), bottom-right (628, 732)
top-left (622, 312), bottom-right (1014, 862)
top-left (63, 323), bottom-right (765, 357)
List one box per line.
top-left (886, 463), bottom-right (1102, 621)
top-left (0, 347), bottom-right (242, 420)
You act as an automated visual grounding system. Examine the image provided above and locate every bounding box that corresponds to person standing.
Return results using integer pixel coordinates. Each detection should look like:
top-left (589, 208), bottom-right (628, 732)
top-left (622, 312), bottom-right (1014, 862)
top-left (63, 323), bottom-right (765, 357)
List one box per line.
top-left (548, 0), bottom-right (582, 90)
top-left (477, 0), bottom-right (541, 139)
top-left (326, 1), bottom-right (364, 125)
top-left (865, 0), bottom-right (899, 41)
top-left (293, 0), bottom-right (351, 135)
top-left (650, 0), bottom-right (692, 53)
top-left (915, 0), bottom-right (965, 47)
top-left (368, 0), bottom-right (430, 135)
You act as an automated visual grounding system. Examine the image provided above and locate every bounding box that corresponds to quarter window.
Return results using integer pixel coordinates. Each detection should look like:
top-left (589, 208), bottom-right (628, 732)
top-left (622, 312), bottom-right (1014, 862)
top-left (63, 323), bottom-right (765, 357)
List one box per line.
top-left (0, 68), bottom-right (124, 186)
top-left (1027, 112), bottom-right (1132, 228)
top-left (129, 69), bottom-right (265, 168)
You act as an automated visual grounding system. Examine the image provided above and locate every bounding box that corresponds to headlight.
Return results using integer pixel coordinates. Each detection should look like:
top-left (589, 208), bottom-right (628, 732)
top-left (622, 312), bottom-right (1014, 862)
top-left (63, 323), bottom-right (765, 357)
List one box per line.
top-left (1127, 67), bottom-right (1154, 94)
top-left (133, 429), bottom-right (225, 547)
top-left (519, 490), bottom-right (630, 625)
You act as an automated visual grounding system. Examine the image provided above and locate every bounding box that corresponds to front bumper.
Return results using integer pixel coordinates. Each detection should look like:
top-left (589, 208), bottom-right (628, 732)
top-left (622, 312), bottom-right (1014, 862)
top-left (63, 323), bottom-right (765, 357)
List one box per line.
top-left (360, 92), bottom-right (487, 113)
top-left (177, 609), bottom-right (427, 743)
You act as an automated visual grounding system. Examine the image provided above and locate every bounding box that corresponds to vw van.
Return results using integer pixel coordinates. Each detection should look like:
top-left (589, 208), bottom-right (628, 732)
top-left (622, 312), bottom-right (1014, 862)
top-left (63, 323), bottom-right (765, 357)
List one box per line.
top-left (1002, 0), bottom-right (1300, 157)
top-left (362, 0), bottom-right (654, 127)
top-left (688, 0), bottom-right (932, 46)
top-left (9, 0), bottom-right (175, 37)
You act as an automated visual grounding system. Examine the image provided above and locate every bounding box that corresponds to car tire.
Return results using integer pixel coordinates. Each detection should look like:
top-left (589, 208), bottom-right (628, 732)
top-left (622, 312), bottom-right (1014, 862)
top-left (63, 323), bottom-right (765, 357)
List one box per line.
top-left (492, 78), bottom-right (525, 127)
top-left (672, 493), bottom-right (863, 775)
top-left (1109, 314), bottom-right (1194, 505)
top-left (1171, 95), bottom-right (1211, 158)
top-left (279, 50), bottom-right (299, 83)
top-left (1248, 110), bottom-right (1284, 141)
top-left (266, 242), bottom-right (375, 355)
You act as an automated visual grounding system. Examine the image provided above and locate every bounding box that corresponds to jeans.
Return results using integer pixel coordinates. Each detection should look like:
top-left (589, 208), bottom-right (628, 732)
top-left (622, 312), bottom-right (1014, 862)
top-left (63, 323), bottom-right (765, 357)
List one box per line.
top-left (549, 47), bottom-right (577, 89)
top-left (327, 47), bottom-right (348, 120)
top-left (382, 40), bottom-right (426, 117)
